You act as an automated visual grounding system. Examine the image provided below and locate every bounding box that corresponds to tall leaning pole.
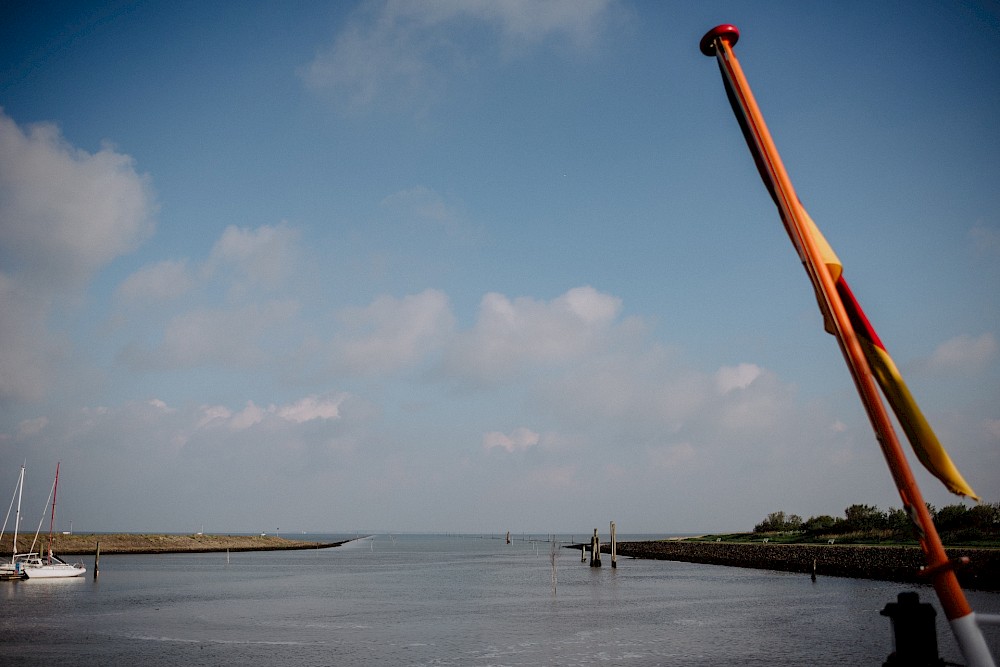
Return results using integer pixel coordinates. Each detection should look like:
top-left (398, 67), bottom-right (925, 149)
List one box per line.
top-left (699, 24), bottom-right (995, 666)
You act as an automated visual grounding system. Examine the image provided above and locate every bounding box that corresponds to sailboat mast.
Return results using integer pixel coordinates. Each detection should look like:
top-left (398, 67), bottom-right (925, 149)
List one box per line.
top-left (12, 466), bottom-right (24, 563)
top-left (47, 462), bottom-right (60, 565)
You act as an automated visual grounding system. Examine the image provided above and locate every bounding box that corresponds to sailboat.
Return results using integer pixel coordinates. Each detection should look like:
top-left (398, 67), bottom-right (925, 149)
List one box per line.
top-left (20, 463), bottom-right (85, 579)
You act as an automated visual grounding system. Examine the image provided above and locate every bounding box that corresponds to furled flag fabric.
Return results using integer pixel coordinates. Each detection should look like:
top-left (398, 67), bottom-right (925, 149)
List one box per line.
top-left (805, 209), bottom-right (979, 501)
top-left (716, 59), bottom-right (978, 500)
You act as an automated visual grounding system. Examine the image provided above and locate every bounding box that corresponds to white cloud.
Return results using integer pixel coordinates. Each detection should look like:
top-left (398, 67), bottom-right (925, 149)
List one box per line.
top-left (208, 222), bottom-right (300, 293)
top-left (17, 416), bottom-right (48, 438)
top-left (117, 260), bottom-right (195, 303)
top-left (277, 394), bottom-right (346, 423)
top-left (715, 363), bottom-right (762, 394)
top-left (117, 222), bottom-right (300, 308)
top-left (379, 186), bottom-right (467, 235)
top-left (452, 0), bottom-right (616, 47)
top-left (121, 300), bottom-right (301, 370)
top-left (533, 343), bottom-right (707, 435)
top-left (714, 368), bottom-right (788, 434)
top-left (180, 394), bottom-right (349, 436)
top-left (925, 333), bottom-right (997, 373)
top-left (197, 404), bottom-right (233, 429)
top-left (230, 401), bottom-right (267, 430)
top-left (0, 110), bottom-right (155, 404)
top-left (301, 0), bottom-right (616, 110)
top-left (445, 286), bottom-right (621, 385)
top-left (531, 343), bottom-right (805, 467)
top-left (326, 289), bottom-right (454, 375)
top-left (483, 426), bottom-right (540, 453)
top-left (0, 274), bottom-right (68, 403)
top-left (3, 394), bottom-right (372, 531)
top-left (0, 110), bottom-right (155, 287)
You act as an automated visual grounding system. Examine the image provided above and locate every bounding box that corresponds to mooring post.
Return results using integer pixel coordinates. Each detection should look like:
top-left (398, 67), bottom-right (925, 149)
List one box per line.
top-left (581, 541), bottom-right (587, 562)
top-left (881, 592), bottom-right (940, 666)
top-left (811, 558), bottom-right (817, 582)
top-left (610, 521), bottom-right (617, 569)
top-left (590, 528), bottom-right (601, 567)
top-left (94, 541), bottom-right (100, 580)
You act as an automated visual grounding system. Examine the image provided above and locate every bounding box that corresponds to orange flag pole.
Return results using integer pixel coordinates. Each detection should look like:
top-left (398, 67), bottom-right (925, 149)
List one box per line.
top-left (700, 25), bottom-right (993, 664)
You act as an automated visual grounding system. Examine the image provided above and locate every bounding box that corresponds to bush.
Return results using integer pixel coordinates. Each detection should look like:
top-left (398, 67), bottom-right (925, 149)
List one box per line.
top-left (756, 501), bottom-right (999, 544)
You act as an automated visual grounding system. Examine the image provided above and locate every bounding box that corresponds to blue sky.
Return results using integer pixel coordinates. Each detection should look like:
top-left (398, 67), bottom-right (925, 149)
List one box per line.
top-left (1, 0), bottom-right (998, 535)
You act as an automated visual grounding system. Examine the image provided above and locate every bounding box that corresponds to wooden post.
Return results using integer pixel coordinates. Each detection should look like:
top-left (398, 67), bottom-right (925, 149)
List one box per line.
top-left (590, 528), bottom-right (601, 567)
top-left (581, 542), bottom-right (587, 562)
top-left (610, 521), bottom-right (617, 569)
top-left (94, 541), bottom-right (100, 580)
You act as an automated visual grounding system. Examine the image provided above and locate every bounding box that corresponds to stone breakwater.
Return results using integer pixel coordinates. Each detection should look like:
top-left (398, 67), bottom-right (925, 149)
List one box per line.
top-left (611, 541), bottom-right (1000, 591)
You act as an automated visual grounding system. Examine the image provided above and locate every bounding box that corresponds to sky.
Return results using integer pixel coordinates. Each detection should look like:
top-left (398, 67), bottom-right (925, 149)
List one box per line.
top-left (1, 0), bottom-right (998, 536)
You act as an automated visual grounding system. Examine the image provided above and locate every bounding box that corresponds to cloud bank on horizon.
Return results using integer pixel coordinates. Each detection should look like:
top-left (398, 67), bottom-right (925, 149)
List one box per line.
top-left (1, 0), bottom-right (997, 534)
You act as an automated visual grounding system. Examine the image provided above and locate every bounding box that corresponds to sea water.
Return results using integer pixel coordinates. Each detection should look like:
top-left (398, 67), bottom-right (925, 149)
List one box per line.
top-left (1, 534), bottom-right (998, 666)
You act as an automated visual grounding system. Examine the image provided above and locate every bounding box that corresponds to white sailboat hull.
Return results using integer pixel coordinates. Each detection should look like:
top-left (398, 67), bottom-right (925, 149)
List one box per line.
top-left (19, 553), bottom-right (86, 579)
top-left (22, 563), bottom-right (86, 579)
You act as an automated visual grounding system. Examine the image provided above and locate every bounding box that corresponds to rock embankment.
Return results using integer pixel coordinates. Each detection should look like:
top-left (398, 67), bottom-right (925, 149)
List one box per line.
top-left (612, 541), bottom-right (1000, 591)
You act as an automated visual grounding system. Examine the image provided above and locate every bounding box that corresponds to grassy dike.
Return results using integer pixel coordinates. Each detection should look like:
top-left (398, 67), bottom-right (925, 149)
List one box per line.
top-left (609, 540), bottom-right (1000, 591)
top-left (1, 533), bottom-right (349, 555)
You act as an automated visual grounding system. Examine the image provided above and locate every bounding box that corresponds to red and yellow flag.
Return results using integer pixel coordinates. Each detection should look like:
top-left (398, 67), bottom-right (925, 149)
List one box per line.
top-left (807, 213), bottom-right (979, 501)
top-left (711, 38), bottom-right (977, 500)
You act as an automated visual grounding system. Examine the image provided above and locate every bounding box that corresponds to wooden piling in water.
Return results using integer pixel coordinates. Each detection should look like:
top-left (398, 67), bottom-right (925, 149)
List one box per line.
top-left (590, 529), bottom-right (601, 567)
top-left (610, 521), bottom-right (617, 569)
top-left (94, 541), bottom-right (100, 579)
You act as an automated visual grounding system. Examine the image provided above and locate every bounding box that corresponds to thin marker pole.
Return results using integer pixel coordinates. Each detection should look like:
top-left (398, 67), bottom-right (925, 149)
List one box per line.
top-left (700, 25), bottom-right (992, 666)
top-left (610, 521), bottom-right (617, 569)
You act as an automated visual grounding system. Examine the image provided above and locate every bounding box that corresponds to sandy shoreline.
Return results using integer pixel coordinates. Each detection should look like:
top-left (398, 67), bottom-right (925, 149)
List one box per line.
top-left (0, 533), bottom-right (351, 555)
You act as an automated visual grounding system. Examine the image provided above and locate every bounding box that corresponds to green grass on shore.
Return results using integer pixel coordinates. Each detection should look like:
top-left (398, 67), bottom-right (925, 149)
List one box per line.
top-left (681, 532), bottom-right (1000, 548)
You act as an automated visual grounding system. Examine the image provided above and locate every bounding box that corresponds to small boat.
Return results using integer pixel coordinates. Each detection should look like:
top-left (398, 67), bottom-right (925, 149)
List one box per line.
top-left (19, 552), bottom-right (85, 579)
top-left (20, 463), bottom-right (86, 580)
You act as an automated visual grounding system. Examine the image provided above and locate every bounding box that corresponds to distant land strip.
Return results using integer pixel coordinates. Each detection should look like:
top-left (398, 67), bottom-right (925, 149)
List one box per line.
top-left (608, 541), bottom-right (1000, 591)
top-left (1, 534), bottom-right (350, 555)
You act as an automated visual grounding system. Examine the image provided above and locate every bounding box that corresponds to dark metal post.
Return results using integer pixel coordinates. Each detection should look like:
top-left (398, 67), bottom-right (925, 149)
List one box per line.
top-left (881, 592), bottom-right (942, 666)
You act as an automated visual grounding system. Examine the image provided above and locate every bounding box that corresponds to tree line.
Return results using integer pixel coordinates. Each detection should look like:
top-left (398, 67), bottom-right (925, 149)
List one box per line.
top-left (753, 502), bottom-right (1000, 543)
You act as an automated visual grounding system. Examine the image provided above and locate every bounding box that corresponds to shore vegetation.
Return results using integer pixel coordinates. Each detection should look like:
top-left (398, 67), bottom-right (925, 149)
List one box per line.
top-left (694, 502), bottom-right (1000, 547)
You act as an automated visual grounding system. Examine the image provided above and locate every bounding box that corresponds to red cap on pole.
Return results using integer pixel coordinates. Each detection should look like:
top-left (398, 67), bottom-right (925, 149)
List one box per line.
top-left (699, 24), bottom-right (739, 56)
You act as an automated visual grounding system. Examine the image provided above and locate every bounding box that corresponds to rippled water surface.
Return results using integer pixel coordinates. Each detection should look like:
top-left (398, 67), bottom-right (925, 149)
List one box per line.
top-left (1, 534), bottom-right (998, 665)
